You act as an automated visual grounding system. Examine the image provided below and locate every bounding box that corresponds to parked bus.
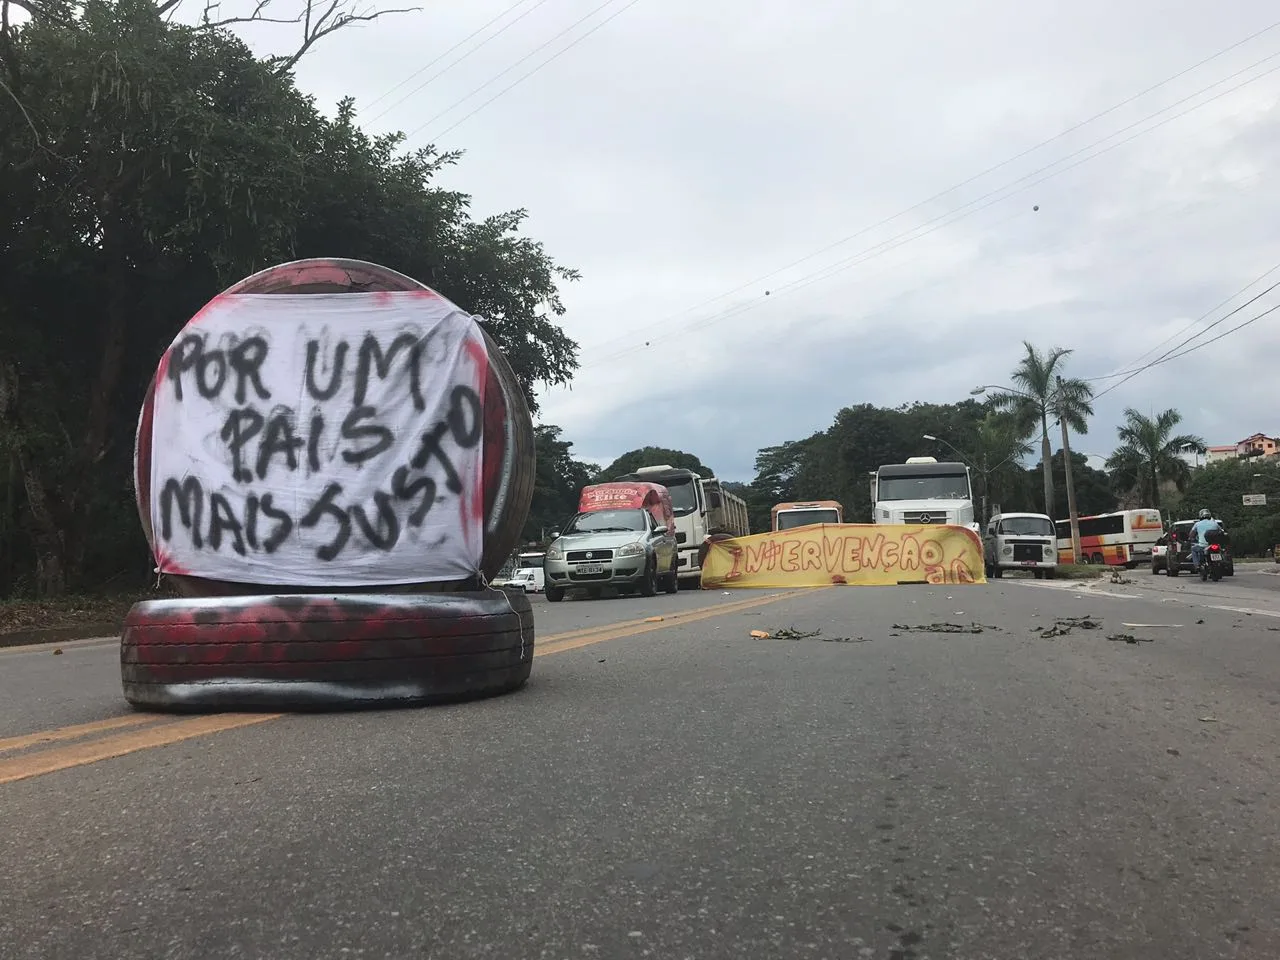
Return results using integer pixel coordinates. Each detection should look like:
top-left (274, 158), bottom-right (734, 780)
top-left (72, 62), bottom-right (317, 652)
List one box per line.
top-left (771, 500), bottom-right (843, 531)
top-left (1054, 508), bottom-right (1163, 567)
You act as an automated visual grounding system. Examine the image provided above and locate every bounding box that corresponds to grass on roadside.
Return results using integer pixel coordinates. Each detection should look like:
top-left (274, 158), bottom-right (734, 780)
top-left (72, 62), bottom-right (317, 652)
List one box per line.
top-left (0, 589), bottom-right (168, 636)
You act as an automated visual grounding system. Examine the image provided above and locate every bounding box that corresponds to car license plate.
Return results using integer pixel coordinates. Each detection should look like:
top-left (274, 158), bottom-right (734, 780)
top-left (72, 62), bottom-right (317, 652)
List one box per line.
top-left (1209, 553), bottom-right (1222, 562)
top-left (1020, 561), bottom-right (1036, 566)
top-left (577, 563), bottom-right (604, 575)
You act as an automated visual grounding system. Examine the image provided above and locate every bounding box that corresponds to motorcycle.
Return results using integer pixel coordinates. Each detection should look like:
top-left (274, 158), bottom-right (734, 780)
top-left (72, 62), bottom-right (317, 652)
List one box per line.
top-left (1197, 529), bottom-right (1228, 582)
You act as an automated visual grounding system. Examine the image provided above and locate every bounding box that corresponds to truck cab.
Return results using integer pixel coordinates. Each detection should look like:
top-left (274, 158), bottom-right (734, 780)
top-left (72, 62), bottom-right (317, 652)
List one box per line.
top-left (771, 500), bottom-right (843, 531)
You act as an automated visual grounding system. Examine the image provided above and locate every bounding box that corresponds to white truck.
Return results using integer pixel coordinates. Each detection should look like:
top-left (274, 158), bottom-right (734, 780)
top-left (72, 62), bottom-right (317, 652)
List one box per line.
top-left (869, 457), bottom-right (981, 534)
top-left (616, 464), bottom-right (749, 586)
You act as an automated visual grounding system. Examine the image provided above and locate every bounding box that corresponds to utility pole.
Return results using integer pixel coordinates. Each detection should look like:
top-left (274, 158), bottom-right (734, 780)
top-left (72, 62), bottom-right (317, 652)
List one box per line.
top-left (1056, 375), bottom-right (1082, 564)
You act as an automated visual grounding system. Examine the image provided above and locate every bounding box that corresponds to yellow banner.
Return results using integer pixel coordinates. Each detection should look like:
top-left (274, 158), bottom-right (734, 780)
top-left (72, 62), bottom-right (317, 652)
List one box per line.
top-left (701, 523), bottom-right (986, 588)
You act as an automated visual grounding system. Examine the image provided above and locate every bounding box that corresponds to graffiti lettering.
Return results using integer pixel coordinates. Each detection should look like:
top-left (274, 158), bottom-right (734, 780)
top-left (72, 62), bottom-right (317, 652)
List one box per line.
top-left (705, 524), bottom-right (985, 589)
top-left (152, 303), bottom-right (489, 578)
top-left (167, 333), bottom-right (272, 404)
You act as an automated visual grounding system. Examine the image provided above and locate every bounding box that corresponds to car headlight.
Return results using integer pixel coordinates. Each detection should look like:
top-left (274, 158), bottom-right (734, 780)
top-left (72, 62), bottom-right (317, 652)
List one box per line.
top-left (1043, 545), bottom-right (1054, 559)
top-left (545, 544), bottom-right (564, 561)
top-left (615, 542), bottom-right (644, 558)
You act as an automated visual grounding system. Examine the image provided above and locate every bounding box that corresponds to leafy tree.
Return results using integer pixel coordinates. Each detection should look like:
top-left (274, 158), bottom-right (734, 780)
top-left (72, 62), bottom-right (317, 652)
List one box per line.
top-left (990, 342), bottom-right (1093, 516)
top-left (0, 0), bottom-right (579, 596)
top-left (969, 412), bottom-right (1034, 520)
top-left (523, 425), bottom-right (597, 542)
top-left (596, 447), bottom-right (714, 482)
top-left (1027, 451), bottom-right (1116, 520)
top-left (1105, 408), bottom-right (1204, 509)
top-left (1177, 458), bottom-right (1280, 554)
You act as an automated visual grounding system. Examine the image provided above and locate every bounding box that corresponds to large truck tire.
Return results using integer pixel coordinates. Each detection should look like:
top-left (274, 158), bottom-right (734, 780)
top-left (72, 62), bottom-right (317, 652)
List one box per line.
top-left (120, 591), bottom-right (534, 712)
top-left (132, 258), bottom-right (535, 598)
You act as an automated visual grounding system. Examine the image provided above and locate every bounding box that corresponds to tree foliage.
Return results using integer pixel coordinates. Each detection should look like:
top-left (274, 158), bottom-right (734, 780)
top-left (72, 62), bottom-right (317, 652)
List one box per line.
top-left (0, 0), bottom-right (579, 596)
top-left (1177, 458), bottom-right (1280, 555)
top-left (1028, 451), bottom-right (1116, 520)
top-left (595, 447), bottom-right (714, 482)
top-left (990, 342), bottom-right (1093, 516)
top-left (524, 425), bottom-right (597, 543)
top-left (1105, 407), bottom-right (1204, 509)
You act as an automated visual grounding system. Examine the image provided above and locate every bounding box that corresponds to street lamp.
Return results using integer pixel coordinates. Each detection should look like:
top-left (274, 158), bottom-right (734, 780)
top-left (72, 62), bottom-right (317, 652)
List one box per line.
top-left (922, 432), bottom-right (1021, 525)
top-left (970, 380), bottom-right (1083, 564)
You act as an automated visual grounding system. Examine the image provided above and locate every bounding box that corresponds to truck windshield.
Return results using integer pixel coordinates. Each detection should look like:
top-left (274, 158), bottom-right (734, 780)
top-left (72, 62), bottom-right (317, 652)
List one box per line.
top-left (1000, 517), bottom-right (1054, 537)
top-left (565, 510), bottom-right (648, 534)
top-left (516, 554), bottom-right (545, 568)
top-left (778, 509), bottom-right (840, 529)
top-left (877, 473), bottom-right (970, 501)
top-left (666, 479), bottom-right (699, 516)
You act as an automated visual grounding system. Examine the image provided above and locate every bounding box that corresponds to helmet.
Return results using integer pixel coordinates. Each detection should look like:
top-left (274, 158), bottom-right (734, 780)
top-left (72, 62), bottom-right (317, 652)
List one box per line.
top-left (1199, 508), bottom-right (1212, 519)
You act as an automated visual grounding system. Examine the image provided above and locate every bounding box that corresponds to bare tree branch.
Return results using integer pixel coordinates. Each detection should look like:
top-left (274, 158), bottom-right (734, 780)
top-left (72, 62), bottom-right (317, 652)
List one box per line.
top-left (189, 0), bottom-right (418, 75)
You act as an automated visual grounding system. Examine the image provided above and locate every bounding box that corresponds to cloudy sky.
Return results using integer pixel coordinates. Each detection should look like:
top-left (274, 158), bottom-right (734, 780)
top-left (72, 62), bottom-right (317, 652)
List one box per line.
top-left (237, 0), bottom-right (1279, 480)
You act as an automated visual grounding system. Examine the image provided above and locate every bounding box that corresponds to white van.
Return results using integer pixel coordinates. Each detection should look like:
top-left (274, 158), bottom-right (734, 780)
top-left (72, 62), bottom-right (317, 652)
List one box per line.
top-left (503, 552), bottom-right (546, 593)
top-left (983, 512), bottom-right (1058, 579)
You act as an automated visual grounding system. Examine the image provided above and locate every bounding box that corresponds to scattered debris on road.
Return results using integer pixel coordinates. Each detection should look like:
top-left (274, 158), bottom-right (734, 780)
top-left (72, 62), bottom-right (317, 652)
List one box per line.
top-left (1106, 632), bottom-right (1152, 644)
top-left (891, 622), bottom-right (999, 634)
top-left (753, 626), bottom-right (870, 643)
top-left (1198, 716), bottom-right (1220, 722)
top-left (644, 616), bottom-right (664, 623)
top-left (1036, 615), bottom-right (1102, 639)
top-left (1122, 622), bottom-right (1181, 628)
top-left (1110, 570), bottom-right (1135, 584)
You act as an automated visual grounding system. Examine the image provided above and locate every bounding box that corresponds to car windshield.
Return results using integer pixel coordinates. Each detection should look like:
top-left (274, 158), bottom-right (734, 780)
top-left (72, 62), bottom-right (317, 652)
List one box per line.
top-left (564, 509), bottom-right (647, 534)
top-left (877, 473), bottom-right (970, 501)
top-left (666, 479), bottom-right (699, 516)
top-left (1000, 517), bottom-right (1054, 537)
top-left (778, 509), bottom-right (840, 529)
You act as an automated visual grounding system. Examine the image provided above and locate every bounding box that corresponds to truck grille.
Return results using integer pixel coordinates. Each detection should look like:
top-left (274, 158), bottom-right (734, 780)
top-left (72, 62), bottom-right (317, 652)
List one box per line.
top-left (1012, 543), bottom-right (1041, 562)
top-left (566, 549), bottom-right (613, 562)
top-left (902, 512), bottom-right (948, 525)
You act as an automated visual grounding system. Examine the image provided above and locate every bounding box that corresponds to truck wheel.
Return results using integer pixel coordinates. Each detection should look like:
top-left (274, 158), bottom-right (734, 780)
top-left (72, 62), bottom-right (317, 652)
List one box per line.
top-left (120, 591), bottom-right (534, 712)
top-left (639, 560), bottom-right (658, 597)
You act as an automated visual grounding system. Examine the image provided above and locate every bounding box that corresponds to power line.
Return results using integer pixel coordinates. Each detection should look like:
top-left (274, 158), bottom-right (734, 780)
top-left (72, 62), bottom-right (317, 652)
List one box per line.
top-left (364, 0), bottom-right (555, 125)
top-left (578, 168), bottom-right (1262, 375)
top-left (1085, 261), bottom-right (1280, 382)
top-left (1090, 273), bottom-right (1280, 400)
top-left (579, 58), bottom-right (1280, 370)
top-left (576, 19), bottom-right (1280, 359)
top-left (402, 0), bottom-right (643, 143)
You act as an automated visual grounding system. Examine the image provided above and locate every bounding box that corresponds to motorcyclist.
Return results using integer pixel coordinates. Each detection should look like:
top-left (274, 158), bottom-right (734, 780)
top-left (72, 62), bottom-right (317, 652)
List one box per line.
top-left (1189, 508), bottom-right (1223, 571)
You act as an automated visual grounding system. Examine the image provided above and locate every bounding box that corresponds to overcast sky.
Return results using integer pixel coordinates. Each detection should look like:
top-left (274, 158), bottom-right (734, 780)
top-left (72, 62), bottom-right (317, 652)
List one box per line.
top-left (238, 0), bottom-right (1279, 480)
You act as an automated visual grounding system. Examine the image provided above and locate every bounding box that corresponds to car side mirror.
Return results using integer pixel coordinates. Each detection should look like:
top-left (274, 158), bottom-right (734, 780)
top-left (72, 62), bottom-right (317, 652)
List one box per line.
top-left (653, 525), bottom-right (669, 535)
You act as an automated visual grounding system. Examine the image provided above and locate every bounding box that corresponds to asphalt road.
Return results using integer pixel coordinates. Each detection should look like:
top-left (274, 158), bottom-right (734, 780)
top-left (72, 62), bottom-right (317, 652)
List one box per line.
top-left (3, 576), bottom-right (1280, 959)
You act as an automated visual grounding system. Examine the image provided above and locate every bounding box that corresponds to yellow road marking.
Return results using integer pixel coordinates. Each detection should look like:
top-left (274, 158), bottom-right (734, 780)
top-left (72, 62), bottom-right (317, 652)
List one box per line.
top-left (0, 713), bottom-right (159, 754)
top-left (1, 589), bottom-right (806, 786)
top-left (535, 590), bottom-right (805, 656)
top-left (0, 714), bottom-right (281, 785)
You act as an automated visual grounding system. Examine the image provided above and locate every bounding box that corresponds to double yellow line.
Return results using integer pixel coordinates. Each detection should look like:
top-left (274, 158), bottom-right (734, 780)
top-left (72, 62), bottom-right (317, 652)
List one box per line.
top-left (0, 590), bottom-right (801, 786)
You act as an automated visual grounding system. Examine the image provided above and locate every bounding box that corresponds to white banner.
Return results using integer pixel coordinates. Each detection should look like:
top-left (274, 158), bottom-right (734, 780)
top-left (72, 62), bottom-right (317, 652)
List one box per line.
top-left (148, 291), bottom-right (488, 585)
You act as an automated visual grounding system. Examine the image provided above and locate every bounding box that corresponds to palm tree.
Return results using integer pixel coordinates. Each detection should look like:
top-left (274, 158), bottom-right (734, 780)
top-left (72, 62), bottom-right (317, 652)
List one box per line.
top-left (1105, 408), bottom-right (1205, 509)
top-left (972, 411), bottom-right (1034, 516)
top-left (990, 342), bottom-right (1094, 517)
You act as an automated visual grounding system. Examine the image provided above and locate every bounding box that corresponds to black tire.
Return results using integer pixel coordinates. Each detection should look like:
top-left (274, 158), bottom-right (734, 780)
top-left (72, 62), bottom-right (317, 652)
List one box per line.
top-left (639, 559), bottom-right (658, 597)
top-left (1044, 568), bottom-right (1056, 580)
top-left (545, 585), bottom-right (565, 603)
top-left (663, 559), bottom-right (679, 594)
top-left (1091, 553), bottom-right (1105, 565)
top-left (120, 591), bottom-right (534, 712)
top-left (1225, 563), bottom-right (1235, 577)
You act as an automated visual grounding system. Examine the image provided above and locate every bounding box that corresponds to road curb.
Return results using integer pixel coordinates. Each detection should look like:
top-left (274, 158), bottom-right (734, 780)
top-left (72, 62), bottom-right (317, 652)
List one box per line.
top-left (0, 621), bottom-right (122, 650)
